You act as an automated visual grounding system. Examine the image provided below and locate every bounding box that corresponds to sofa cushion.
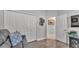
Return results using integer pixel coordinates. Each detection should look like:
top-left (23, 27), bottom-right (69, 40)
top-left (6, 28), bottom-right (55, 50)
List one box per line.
top-left (0, 29), bottom-right (10, 46)
top-left (0, 39), bottom-right (11, 48)
top-left (0, 32), bottom-right (5, 44)
top-left (0, 29), bottom-right (10, 41)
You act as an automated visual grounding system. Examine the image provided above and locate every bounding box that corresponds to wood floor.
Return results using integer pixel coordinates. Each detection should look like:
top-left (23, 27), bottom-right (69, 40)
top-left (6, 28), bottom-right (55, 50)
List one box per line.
top-left (24, 39), bottom-right (68, 48)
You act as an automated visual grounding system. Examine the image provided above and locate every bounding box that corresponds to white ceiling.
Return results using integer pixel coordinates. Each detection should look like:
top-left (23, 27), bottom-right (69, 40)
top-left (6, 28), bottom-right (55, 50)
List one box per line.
top-left (15, 10), bottom-right (77, 16)
top-left (21, 10), bottom-right (73, 14)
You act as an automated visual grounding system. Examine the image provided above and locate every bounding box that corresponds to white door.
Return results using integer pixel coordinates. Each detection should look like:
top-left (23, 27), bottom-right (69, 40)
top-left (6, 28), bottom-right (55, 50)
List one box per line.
top-left (56, 14), bottom-right (68, 43)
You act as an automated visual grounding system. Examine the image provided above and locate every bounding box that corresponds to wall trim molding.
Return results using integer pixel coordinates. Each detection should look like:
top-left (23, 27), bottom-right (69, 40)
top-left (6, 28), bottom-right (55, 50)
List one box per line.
top-left (27, 37), bottom-right (46, 42)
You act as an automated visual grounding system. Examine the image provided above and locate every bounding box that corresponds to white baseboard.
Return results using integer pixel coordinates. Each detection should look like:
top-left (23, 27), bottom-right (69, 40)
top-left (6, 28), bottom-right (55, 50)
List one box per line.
top-left (37, 37), bottom-right (46, 41)
top-left (27, 39), bottom-right (36, 42)
top-left (56, 38), bottom-right (68, 44)
top-left (27, 37), bottom-right (46, 42)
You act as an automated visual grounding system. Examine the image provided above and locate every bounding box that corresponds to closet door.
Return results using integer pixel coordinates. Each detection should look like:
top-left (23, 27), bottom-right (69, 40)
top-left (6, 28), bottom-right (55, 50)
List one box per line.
top-left (56, 14), bottom-right (68, 43)
top-left (4, 11), bottom-right (37, 42)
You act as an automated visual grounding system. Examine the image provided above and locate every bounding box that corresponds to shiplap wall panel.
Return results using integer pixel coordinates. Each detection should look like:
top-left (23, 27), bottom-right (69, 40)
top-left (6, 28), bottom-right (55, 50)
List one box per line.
top-left (0, 10), bottom-right (4, 28)
top-left (4, 11), bottom-right (36, 42)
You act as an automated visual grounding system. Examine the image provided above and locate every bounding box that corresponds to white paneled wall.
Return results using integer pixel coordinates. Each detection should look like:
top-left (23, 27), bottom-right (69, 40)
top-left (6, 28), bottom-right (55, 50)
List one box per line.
top-left (0, 10), bottom-right (4, 29)
top-left (0, 10), bottom-right (47, 42)
top-left (4, 11), bottom-right (37, 42)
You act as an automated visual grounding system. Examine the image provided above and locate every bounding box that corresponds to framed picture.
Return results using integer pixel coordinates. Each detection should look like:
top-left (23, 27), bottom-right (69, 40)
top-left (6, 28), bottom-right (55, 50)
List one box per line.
top-left (71, 18), bottom-right (78, 23)
top-left (48, 19), bottom-right (55, 25)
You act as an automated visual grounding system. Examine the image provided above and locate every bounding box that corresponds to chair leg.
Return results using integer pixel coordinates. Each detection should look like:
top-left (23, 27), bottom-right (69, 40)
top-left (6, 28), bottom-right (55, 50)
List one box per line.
top-left (22, 41), bottom-right (24, 48)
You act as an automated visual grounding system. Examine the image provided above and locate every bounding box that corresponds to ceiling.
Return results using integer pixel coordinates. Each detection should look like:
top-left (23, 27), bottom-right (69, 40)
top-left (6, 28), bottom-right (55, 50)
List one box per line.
top-left (14, 10), bottom-right (77, 16)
